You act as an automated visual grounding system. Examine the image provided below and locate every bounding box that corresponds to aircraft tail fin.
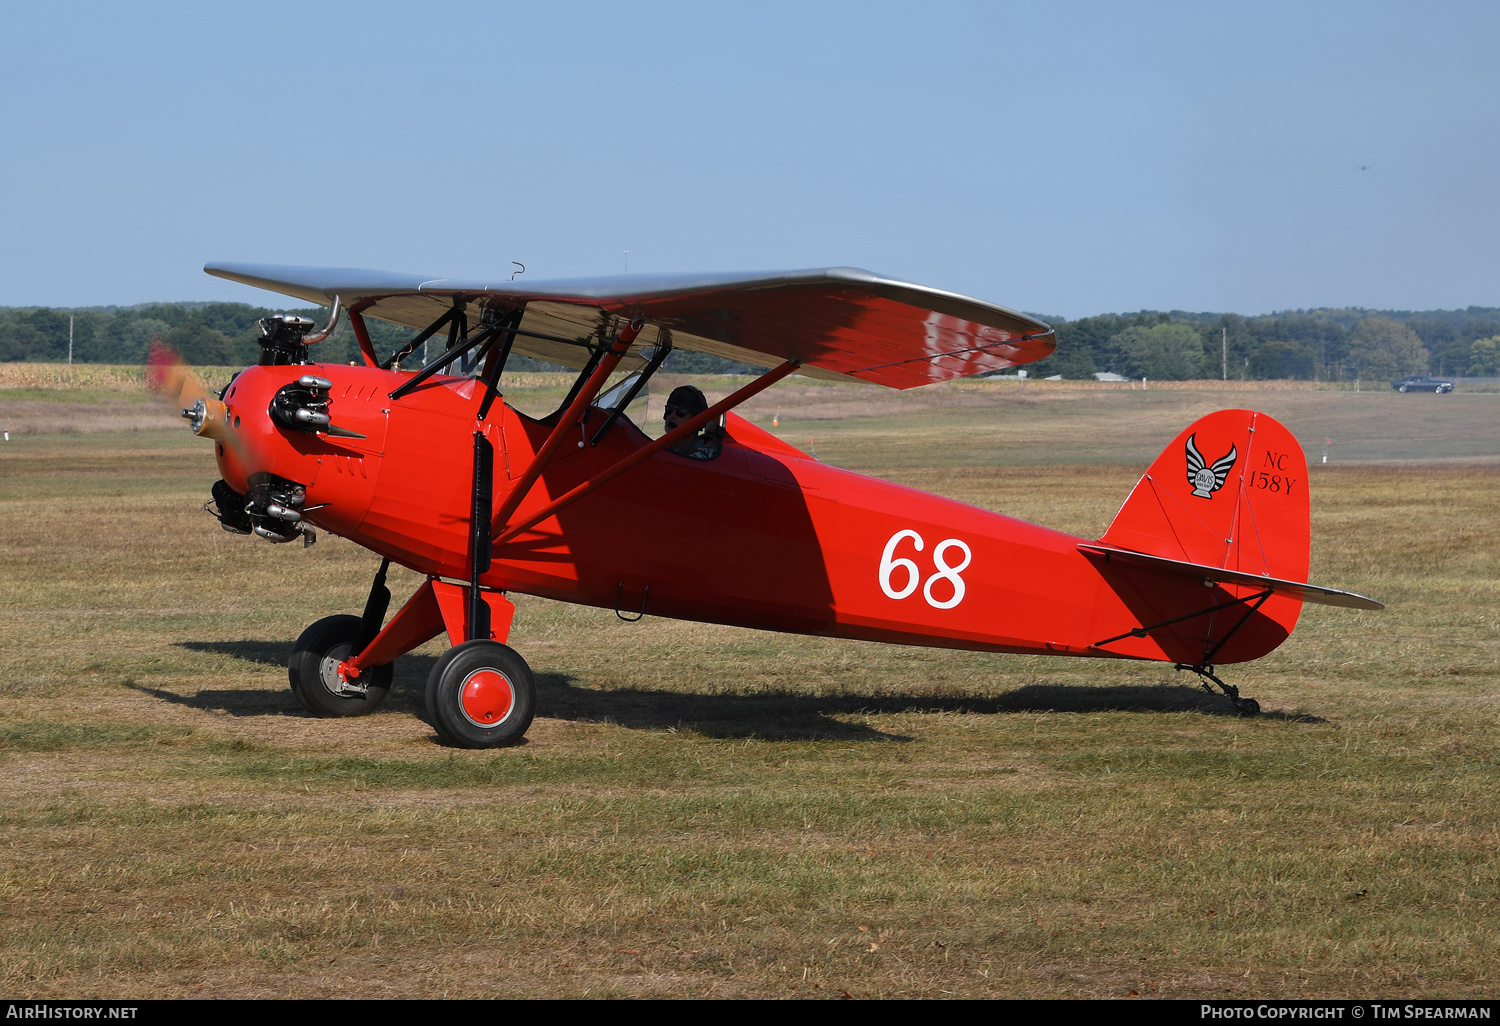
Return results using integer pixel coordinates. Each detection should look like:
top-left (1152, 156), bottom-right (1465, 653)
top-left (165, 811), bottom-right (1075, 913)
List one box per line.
top-left (1099, 408), bottom-right (1312, 584)
top-left (1087, 409), bottom-right (1316, 665)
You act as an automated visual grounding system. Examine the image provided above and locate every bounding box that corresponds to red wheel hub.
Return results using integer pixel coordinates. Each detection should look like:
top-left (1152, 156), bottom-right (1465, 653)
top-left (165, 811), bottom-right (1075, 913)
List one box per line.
top-left (460, 669), bottom-right (514, 727)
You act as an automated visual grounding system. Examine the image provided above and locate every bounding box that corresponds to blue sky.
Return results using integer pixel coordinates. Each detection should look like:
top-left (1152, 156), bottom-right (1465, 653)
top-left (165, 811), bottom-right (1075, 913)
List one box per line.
top-left (1, 1), bottom-right (1495, 317)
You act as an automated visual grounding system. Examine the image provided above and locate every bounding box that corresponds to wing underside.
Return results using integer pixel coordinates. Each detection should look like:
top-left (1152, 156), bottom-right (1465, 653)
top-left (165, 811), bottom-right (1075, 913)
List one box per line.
top-left (204, 263), bottom-right (1055, 389)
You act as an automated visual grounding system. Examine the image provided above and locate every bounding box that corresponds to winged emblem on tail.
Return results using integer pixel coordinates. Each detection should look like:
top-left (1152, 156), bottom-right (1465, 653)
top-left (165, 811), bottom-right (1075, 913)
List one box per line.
top-left (1185, 433), bottom-right (1237, 498)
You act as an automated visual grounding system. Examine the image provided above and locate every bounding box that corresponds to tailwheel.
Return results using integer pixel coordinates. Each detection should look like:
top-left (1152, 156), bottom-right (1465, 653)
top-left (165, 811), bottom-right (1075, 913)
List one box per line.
top-left (289, 614), bottom-right (393, 717)
top-left (425, 640), bottom-right (536, 748)
top-left (1175, 663), bottom-right (1260, 717)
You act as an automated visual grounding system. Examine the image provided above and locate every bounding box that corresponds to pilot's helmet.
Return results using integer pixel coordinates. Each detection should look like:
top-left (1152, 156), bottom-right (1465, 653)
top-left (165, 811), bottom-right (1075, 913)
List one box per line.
top-left (666, 385), bottom-right (708, 417)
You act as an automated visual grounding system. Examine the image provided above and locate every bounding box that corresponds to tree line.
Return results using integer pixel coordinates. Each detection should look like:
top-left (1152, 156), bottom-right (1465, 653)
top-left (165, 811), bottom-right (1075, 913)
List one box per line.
top-left (0, 302), bottom-right (565, 373)
top-left (2, 300), bottom-right (1498, 381)
top-left (1025, 306), bottom-right (1500, 382)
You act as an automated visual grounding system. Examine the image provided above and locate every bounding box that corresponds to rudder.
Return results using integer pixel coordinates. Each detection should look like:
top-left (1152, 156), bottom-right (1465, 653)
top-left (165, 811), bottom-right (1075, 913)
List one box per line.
top-left (1100, 408), bottom-right (1310, 583)
top-left (1093, 409), bottom-right (1311, 664)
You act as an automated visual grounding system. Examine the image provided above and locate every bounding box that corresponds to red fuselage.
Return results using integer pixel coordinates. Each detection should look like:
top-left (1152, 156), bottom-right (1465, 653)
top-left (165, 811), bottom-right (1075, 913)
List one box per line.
top-left (215, 362), bottom-right (1295, 666)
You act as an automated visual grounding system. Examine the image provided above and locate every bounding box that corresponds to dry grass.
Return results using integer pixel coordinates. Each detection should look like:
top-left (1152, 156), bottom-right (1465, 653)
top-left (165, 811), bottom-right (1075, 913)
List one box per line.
top-left (0, 378), bottom-right (1496, 999)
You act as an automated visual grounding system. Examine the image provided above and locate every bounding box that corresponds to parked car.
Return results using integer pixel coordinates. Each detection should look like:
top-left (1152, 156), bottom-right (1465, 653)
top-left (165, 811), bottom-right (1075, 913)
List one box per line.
top-left (1391, 376), bottom-right (1454, 393)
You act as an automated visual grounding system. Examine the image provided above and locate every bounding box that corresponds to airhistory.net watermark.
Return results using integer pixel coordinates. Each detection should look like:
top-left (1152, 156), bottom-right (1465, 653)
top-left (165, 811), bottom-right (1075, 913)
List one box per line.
top-left (5, 1007), bottom-right (138, 1020)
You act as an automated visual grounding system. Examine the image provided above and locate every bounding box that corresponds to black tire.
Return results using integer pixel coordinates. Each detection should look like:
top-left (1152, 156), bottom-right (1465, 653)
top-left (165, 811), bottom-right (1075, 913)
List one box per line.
top-left (288, 614), bottom-right (392, 717)
top-left (1236, 698), bottom-right (1261, 717)
top-left (425, 640), bottom-right (536, 748)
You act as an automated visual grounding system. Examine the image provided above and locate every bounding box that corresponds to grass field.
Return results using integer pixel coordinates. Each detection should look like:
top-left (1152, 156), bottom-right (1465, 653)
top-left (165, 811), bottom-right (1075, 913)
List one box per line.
top-left (0, 369), bottom-right (1496, 998)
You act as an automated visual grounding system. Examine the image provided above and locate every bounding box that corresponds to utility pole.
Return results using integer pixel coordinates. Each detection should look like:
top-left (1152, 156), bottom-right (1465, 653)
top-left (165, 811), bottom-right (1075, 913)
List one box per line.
top-left (68, 315), bottom-right (74, 365)
top-left (1221, 326), bottom-right (1227, 381)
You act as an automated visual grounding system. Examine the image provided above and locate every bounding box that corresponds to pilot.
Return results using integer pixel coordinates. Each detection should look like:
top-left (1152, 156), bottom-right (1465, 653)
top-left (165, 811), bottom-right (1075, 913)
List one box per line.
top-left (663, 385), bottom-right (720, 460)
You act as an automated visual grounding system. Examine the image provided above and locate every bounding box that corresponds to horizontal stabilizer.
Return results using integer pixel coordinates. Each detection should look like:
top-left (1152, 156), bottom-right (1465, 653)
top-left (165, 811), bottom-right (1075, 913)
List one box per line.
top-left (1079, 543), bottom-right (1383, 610)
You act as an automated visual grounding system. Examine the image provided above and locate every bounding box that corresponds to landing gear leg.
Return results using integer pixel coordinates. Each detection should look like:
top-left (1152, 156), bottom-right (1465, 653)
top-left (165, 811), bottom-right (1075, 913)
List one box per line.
top-left (289, 615), bottom-right (393, 716)
top-left (288, 558), bottom-right (398, 717)
top-left (1175, 663), bottom-right (1260, 716)
top-left (356, 557), bottom-right (392, 654)
top-left (421, 428), bottom-right (537, 747)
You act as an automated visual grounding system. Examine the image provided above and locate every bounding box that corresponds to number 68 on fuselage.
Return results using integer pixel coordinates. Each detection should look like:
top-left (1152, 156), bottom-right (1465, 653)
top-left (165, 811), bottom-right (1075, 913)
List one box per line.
top-left (878, 529), bottom-right (972, 610)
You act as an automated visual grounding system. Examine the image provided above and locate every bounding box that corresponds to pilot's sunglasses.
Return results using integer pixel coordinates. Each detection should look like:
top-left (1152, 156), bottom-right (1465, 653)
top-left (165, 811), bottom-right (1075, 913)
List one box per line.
top-left (665, 406), bottom-right (692, 417)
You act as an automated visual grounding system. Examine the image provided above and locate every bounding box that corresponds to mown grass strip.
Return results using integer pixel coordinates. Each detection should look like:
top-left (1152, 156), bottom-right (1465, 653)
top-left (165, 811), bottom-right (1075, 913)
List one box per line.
top-left (0, 721), bottom-right (193, 751)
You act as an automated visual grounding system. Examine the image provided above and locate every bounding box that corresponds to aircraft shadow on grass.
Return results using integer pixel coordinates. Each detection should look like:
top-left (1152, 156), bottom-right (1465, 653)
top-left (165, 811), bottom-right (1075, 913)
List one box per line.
top-left (159, 640), bottom-right (1322, 741)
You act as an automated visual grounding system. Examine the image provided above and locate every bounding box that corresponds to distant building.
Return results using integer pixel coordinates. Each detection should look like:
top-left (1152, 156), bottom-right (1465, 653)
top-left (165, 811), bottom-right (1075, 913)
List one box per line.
top-left (1094, 371), bottom-right (1131, 382)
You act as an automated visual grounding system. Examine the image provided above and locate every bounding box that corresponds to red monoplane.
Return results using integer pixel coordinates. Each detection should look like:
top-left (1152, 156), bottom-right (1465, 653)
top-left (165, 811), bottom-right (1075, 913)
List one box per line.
top-left (153, 263), bottom-right (1379, 747)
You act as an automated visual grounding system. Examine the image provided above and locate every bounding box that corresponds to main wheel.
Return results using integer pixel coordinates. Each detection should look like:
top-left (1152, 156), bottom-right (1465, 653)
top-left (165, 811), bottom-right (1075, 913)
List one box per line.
top-left (425, 640), bottom-right (536, 748)
top-left (288, 614), bottom-right (392, 717)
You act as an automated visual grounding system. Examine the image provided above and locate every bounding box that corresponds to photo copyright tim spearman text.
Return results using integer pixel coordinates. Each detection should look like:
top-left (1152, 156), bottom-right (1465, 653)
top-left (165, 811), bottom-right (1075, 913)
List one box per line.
top-left (1202, 1007), bottom-right (1492, 1021)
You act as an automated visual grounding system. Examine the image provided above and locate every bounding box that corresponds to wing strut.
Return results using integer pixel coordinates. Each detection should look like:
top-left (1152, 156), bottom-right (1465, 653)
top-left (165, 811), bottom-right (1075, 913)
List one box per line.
top-left (548, 340), bottom-right (610, 420)
top-left (347, 306), bottom-right (380, 367)
top-left (487, 318), bottom-right (645, 534)
top-left (389, 322), bottom-right (501, 399)
top-left (588, 336), bottom-right (673, 446)
top-left (385, 296), bottom-right (466, 371)
top-left (477, 309), bottom-right (526, 421)
top-left (493, 359), bottom-right (800, 546)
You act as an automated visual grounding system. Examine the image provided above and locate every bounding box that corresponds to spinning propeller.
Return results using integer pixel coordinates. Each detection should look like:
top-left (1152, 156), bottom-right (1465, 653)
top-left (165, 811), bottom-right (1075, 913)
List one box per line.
top-left (144, 338), bottom-right (267, 537)
top-left (145, 338), bottom-right (232, 445)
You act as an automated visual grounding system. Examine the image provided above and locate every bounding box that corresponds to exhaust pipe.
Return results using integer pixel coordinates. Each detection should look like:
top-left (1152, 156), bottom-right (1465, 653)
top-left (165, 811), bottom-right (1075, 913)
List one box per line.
top-left (300, 296), bottom-right (342, 346)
